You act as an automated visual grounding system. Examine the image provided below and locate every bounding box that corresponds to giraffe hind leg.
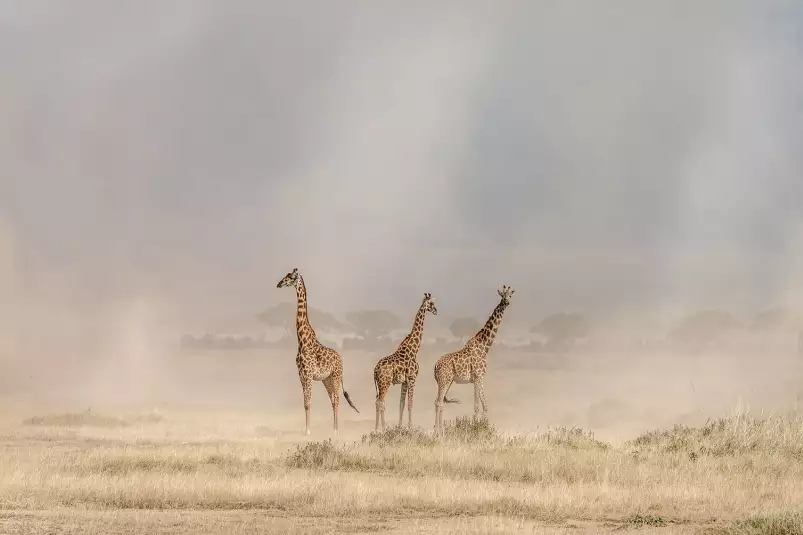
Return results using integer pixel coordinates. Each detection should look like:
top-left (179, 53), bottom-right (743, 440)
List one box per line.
top-left (375, 380), bottom-right (388, 432)
top-left (434, 378), bottom-right (453, 433)
top-left (323, 375), bottom-right (340, 434)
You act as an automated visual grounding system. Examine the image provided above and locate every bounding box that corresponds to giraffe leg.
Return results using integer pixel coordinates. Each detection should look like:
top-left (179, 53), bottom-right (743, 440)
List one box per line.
top-left (375, 379), bottom-right (388, 432)
top-left (406, 379), bottom-right (415, 428)
top-left (475, 376), bottom-right (488, 420)
top-left (380, 391), bottom-right (387, 431)
top-left (298, 369), bottom-right (313, 436)
top-left (434, 383), bottom-right (444, 433)
top-left (473, 379), bottom-right (481, 421)
top-left (398, 383), bottom-right (407, 428)
top-left (375, 389), bottom-right (381, 432)
top-left (435, 378), bottom-right (452, 433)
top-left (323, 374), bottom-right (340, 435)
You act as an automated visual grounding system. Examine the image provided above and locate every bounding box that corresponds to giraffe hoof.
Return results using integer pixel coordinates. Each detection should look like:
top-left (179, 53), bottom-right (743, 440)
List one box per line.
top-left (305, 429), bottom-right (311, 436)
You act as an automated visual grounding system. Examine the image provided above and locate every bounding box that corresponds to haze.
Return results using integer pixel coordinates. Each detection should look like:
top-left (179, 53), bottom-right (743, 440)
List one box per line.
top-left (2, 2), bottom-right (803, 414)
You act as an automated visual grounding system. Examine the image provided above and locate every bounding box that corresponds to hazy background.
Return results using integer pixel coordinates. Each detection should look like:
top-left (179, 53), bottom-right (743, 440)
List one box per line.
top-left (2, 2), bottom-right (803, 423)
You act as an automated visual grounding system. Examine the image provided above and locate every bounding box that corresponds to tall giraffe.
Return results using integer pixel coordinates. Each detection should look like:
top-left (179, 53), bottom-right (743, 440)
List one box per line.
top-left (433, 285), bottom-right (515, 432)
top-left (373, 292), bottom-right (438, 431)
top-left (277, 268), bottom-right (359, 436)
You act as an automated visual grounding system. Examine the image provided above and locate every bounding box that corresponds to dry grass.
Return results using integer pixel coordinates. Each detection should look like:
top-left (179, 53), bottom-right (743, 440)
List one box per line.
top-left (720, 511), bottom-right (803, 535)
top-left (0, 408), bottom-right (801, 533)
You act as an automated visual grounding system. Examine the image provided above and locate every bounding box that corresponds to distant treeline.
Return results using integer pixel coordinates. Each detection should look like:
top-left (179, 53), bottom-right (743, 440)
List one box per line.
top-left (182, 306), bottom-right (803, 355)
top-left (179, 333), bottom-right (551, 353)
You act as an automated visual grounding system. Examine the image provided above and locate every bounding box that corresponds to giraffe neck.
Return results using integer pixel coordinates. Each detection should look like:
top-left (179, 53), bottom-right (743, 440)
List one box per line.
top-left (471, 298), bottom-right (508, 354)
top-left (295, 275), bottom-right (318, 351)
top-left (397, 301), bottom-right (428, 357)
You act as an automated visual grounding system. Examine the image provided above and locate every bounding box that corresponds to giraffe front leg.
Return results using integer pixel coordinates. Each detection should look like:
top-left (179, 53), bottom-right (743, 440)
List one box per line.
top-left (380, 391), bottom-right (387, 431)
top-left (298, 368), bottom-right (313, 436)
top-left (375, 390), bottom-right (381, 432)
top-left (434, 385), bottom-right (444, 433)
top-left (473, 379), bottom-right (481, 421)
top-left (406, 379), bottom-right (415, 428)
top-left (475, 376), bottom-right (488, 421)
top-left (398, 383), bottom-right (407, 428)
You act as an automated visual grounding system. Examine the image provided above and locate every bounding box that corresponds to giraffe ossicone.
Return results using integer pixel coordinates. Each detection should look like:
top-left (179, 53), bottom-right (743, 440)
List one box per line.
top-left (276, 268), bottom-right (359, 436)
top-left (433, 285), bottom-right (515, 433)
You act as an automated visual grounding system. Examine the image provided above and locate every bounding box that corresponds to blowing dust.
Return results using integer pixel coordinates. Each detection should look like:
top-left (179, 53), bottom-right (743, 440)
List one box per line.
top-left (2, 2), bottom-right (803, 442)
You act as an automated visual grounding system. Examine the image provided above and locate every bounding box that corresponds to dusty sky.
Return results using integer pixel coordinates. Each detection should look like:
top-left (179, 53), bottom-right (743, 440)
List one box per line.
top-left (2, 1), bottom-right (803, 334)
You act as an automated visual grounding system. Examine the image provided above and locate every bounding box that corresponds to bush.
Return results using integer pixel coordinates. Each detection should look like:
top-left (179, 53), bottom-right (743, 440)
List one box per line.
top-left (286, 439), bottom-right (342, 469)
top-left (540, 427), bottom-right (610, 451)
top-left (440, 415), bottom-right (499, 444)
top-left (285, 440), bottom-right (373, 471)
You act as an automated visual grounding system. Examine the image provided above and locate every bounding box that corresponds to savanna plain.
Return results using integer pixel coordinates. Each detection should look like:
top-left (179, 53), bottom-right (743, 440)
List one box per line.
top-left (1, 345), bottom-right (803, 534)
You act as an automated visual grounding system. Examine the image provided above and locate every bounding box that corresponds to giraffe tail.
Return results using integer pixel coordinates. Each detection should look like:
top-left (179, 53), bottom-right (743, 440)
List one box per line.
top-left (443, 396), bottom-right (460, 404)
top-left (342, 379), bottom-right (360, 414)
top-left (343, 390), bottom-right (360, 413)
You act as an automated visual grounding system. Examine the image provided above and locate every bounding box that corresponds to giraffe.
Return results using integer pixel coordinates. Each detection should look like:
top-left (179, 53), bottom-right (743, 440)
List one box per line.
top-left (277, 268), bottom-right (359, 436)
top-left (373, 292), bottom-right (438, 431)
top-left (433, 285), bottom-right (515, 432)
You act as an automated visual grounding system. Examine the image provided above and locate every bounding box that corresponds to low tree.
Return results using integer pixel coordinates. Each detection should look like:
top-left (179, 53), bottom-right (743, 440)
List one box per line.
top-left (345, 310), bottom-right (402, 340)
top-left (752, 307), bottom-right (802, 331)
top-left (256, 302), bottom-right (295, 336)
top-left (450, 317), bottom-right (481, 342)
top-left (668, 310), bottom-right (741, 349)
top-left (532, 312), bottom-right (590, 352)
top-left (257, 302), bottom-right (347, 336)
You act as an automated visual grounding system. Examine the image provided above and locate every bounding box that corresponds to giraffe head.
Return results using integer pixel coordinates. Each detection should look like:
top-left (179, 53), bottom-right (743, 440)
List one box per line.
top-left (277, 268), bottom-right (300, 289)
top-left (423, 292), bottom-right (438, 316)
top-left (498, 285), bottom-right (515, 305)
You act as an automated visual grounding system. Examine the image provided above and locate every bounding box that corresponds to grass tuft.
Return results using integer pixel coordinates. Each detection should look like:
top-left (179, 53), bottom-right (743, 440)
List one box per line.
top-left (539, 426), bottom-right (610, 450)
top-left (723, 511), bottom-right (803, 535)
top-left (361, 426), bottom-right (437, 447)
top-left (440, 415), bottom-right (500, 443)
top-left (623, 512), bottom-right (668, 527)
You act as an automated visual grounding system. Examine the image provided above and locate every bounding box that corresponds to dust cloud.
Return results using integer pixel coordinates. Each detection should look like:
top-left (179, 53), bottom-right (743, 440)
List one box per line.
top-left (2, 1), bottom-right (803, 435)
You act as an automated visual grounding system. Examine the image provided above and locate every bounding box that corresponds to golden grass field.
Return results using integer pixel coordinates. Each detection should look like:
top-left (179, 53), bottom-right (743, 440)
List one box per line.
top-left (1, 348), bottom-right (802, 534)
